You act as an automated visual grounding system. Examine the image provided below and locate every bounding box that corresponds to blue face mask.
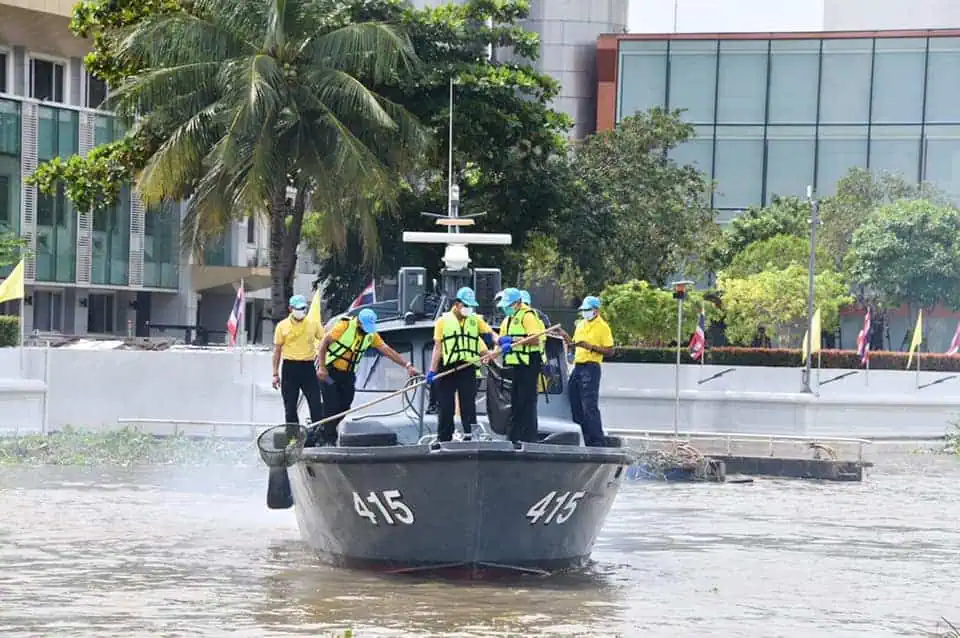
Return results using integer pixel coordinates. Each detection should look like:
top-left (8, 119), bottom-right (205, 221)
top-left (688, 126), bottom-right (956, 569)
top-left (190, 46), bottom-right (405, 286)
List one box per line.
top-left (504, 305), bottom-right (517, 317)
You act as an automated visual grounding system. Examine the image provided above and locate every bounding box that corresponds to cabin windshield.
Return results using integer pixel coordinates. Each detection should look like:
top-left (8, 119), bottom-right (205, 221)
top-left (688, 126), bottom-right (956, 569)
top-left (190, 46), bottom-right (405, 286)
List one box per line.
top-left (355, 341), bottom-right (414, 392)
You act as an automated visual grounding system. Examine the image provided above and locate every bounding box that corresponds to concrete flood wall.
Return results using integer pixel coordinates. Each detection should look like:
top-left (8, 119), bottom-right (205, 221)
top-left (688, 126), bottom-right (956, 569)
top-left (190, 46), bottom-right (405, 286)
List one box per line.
top-left (0, 348), bottom-right (957, 438)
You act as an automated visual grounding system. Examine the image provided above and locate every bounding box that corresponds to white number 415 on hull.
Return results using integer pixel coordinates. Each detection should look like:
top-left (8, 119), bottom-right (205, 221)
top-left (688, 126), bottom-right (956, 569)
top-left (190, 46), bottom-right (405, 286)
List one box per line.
top-left (526, 491), bottom-right (586, 525)
top-left (353, 490), bottom-right (415, 526)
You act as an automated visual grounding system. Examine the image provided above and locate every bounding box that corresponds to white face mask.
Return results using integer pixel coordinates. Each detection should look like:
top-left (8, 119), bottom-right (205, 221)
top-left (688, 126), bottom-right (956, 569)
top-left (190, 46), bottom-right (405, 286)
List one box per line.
top-left (460, 306), bottom-right (474, 317)
top-left (292, 309), bottom-right (307, 320)
top-left (582, 310), bottom-right (596, 321)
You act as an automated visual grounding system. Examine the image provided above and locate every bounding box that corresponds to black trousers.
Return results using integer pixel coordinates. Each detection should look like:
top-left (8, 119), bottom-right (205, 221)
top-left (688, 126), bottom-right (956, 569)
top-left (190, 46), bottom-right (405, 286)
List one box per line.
top-left (507, 352), bottom-right (542, 443)
top-left (281, 360), bottom-right (323, 426)
top-left (569, 363), bottom-right (605, 446)
top-left (320, 368), bottom-right (356, 444)
top-left (436, 364), bottom-right (477, 442)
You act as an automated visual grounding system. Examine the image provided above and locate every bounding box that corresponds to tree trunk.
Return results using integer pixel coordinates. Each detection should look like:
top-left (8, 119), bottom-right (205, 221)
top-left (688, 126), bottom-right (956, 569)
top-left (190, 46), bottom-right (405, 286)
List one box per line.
top-left (268, 183), bottom-right (310, 323)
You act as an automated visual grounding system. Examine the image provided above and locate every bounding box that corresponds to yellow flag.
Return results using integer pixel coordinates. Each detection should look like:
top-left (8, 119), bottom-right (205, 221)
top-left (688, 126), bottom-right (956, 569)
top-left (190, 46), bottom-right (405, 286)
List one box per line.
top-left (0, 259), bottom-right (25, 304)
top-left (801, 308), bottom-right (822, 361)
top-left (306, 288), bottom-right (322, 324)
top-left (906, 309), bottom-right (923, 369)
top-left (810, 308), bottom-right (822, 355)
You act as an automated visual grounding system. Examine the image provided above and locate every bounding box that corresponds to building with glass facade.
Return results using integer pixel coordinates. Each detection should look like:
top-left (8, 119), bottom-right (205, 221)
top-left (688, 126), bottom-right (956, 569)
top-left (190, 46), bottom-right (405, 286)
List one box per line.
top-left (597, 29), bottom-right (960, 222)
top-left (595, 28), bottom-right (960, 349)
top-left (0, 0), bottom-right (319, 342)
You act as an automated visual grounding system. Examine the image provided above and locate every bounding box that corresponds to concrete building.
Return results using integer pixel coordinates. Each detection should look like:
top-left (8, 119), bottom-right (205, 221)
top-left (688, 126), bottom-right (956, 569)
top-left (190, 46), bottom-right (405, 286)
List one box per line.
top-left (0, 0), bottom-right (316, 344)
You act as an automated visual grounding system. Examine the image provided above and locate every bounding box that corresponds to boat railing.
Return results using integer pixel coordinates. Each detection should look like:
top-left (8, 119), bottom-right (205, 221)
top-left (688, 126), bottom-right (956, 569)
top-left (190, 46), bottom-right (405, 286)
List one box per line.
top-left (606, 428), bottom-right (873, 464)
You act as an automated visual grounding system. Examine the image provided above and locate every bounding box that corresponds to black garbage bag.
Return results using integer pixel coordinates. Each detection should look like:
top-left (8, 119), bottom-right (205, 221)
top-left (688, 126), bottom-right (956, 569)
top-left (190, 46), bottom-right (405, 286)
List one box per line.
top-left (485, 361), bottom-right (513, 435)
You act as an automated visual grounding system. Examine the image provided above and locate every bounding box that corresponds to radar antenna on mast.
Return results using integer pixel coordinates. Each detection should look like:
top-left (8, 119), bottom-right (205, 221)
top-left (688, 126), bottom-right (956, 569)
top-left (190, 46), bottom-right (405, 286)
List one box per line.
top-left (402, 77), bottom-right (512, 274)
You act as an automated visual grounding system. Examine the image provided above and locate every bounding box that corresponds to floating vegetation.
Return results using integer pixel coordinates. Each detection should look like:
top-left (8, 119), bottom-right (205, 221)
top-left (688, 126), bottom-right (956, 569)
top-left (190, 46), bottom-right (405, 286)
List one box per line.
top-left (628, 442), bottom-right (724, 482)
top-left (0, 427), bottom-right (255, 466)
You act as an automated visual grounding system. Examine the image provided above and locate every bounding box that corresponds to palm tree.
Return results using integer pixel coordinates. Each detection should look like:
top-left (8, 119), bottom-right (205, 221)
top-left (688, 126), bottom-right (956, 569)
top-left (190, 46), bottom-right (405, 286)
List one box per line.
top-left (109, 0), bottom-right (428, 319)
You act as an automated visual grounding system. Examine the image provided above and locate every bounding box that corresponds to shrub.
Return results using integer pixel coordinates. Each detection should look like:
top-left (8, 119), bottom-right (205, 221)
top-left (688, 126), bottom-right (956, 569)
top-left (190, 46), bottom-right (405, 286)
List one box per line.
top-left (0, 315), bottom-right (18, 347)
top-left (610, 346), bottom-right (960, 371)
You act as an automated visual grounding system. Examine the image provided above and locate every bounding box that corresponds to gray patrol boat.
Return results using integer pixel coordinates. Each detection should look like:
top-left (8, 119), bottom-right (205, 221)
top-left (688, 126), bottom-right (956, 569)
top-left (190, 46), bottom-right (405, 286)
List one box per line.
top-left (257, 86), bottom-right (633, 576)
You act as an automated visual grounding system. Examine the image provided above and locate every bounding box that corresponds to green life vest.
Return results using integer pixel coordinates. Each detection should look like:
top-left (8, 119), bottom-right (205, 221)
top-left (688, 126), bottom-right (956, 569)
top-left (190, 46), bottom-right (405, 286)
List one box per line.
top-left (325, 317), bottom-right (374, 373)
top-left (440, 311), bottom-right (481, 366)
top-left (503, 307), bottom-right (540, 366)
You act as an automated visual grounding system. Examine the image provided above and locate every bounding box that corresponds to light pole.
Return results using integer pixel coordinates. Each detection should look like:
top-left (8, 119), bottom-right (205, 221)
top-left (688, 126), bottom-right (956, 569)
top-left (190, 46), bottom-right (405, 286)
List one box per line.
top-left (802, 185), bottom-right (820, 394)
top-left (671, 280), bottom-right (695, 438)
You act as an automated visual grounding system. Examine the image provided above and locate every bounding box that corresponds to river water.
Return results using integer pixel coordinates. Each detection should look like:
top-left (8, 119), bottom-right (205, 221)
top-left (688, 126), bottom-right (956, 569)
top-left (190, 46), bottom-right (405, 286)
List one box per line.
top-left (1, 445), bottom-right (958, 638)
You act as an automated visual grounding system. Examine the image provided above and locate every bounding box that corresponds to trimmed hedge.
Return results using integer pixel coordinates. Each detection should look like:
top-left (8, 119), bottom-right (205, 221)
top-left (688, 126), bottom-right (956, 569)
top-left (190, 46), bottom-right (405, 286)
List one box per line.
top-left (0, 315), bottom-right (17, 347)
top-left (610, 346), bottom-right (960, 371)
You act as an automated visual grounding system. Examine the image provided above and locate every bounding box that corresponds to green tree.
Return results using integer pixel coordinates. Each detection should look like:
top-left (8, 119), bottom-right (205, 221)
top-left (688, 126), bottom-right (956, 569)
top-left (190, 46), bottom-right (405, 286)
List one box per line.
top-left (719, 265), bottom-right (853, 347)
top-left (703, 196), bottom-right (809, 272)
top-left (848, 199), bottom-right (960, 315)
top-left (527, 108), bottom-right (715, 296)
top-left (31, 0), bottom-right (428, 320)
top-left (309, 0), bottom-right (574, 310)
top-left (819, 167), bottom-right (947, 271)
top-left (0, 232), bottom-right (27, 267)
top-left (723, 234), bottom-right (830, 280)
top-left (599, 279), bottom-right (716, 346)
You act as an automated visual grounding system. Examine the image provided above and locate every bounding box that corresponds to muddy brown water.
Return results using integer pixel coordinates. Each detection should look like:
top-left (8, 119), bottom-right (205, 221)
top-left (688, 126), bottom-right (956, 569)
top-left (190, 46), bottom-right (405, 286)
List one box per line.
top-left (1, 444), bottom-right (958, 637)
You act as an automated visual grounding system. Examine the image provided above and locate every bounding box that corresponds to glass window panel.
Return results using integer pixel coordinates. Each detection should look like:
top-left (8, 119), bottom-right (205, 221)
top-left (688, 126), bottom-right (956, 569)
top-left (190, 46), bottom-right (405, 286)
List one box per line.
top-left (923, 125), bottom-right (960, 202)
top-left (0, 99), bottom-right (20, 156)
top-left (714, 125), bottom-right (763, 209)
top-left (35, 185), bottom-right (76, 282)
top-left (669, 125), bottom-right (714, 176)
top-left (38, 107), bottom-right (79, 161)
top-left (717, 41), bottom-right (768, 124)
top-left (144, 201), bottom-right (180, 289)
top-left (871, 38), bottom-right (925, 124)
top-left (618, 42), bottom-right (667, 121)
top-left (869, 125), bottom-right (921, 182)
top-left (819, 40), bottom-right (872, 124)
top-left (667, 40), bottom-right (717, 123)
top-left (925, 38), bottom-right (960, 124)
top-left (768, 40), bottom-right (820, 124)
top-left (816, 126), bottom-right (868, 195)
top-left (765, 126), bottom-right (816, 203)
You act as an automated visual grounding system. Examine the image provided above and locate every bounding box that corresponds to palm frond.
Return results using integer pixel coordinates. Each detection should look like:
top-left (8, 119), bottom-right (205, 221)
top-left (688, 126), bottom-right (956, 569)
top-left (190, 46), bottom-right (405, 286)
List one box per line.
top-left (302, 23), bottom-right (418, 85)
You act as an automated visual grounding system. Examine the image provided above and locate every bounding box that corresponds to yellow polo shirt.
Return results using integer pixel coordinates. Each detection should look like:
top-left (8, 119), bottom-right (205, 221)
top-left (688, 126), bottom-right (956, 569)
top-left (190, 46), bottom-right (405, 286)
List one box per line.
top-left (274, 316), bottom-right (324, 361)
top-left (572, 315), bottom-right (614, 365)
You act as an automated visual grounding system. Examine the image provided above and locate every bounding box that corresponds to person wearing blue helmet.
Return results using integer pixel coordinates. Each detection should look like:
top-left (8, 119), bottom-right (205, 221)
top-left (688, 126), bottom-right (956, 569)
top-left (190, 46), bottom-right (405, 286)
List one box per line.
top-left (495, 287), bottom-right (544, 443)
top-left (558, 295), bottom-right (614, 447)
top-left (315, 307), bottom-right (420, 445)
top-left (426, 286), bottom-right (496, 442)
top-left (272, 294), bottom-right (325, 431)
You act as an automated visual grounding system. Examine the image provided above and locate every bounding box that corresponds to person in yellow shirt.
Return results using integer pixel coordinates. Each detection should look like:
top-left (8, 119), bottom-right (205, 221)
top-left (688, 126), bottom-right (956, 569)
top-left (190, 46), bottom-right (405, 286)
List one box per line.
top-left (496, 287), bottom-right (544, 443)
top-left (272, 294), bottom-right (325, 431)
top-left (559, 295), bottom-right (614, 447)
top-left (316, 308), bottom-right (419, 445)
top-left (426, 287), bottom-right (496, 442)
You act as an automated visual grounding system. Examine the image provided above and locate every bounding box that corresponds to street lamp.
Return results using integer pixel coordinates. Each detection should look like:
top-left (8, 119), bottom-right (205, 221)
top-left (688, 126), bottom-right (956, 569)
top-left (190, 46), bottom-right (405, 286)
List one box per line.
top-left (671, 280), bottom-right (695, 438)
top-left (802, 185), bottom-right (820, 394)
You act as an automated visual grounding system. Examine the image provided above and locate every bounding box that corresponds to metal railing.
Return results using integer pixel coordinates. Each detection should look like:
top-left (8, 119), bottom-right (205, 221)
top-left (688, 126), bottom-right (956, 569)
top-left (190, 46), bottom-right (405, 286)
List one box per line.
top-left (607, 428), bottom-right (873, 463)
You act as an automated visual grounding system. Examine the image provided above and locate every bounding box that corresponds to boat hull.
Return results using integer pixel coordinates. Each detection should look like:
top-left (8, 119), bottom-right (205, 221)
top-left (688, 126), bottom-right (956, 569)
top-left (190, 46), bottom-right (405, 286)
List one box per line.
top-left (286, 441), bottom-right (630, 576)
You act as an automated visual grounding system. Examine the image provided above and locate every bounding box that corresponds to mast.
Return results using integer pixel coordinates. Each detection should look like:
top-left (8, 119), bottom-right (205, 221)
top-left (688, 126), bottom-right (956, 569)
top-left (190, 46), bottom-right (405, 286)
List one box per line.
top-left (403, 76), bottom-right (511, 296)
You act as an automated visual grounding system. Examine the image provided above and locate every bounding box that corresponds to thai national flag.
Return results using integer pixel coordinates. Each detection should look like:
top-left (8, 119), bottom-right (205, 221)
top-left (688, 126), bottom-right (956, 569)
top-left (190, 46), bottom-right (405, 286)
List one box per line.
top-left (688, 308), bottom-right (706, 361)
top-left (226, 282), bottom-right (245, 345)
top-left (856, 308), bottom-right (871, 365)
top-left (347, 279), bottom-right (376, 311)
top-left (948, 321), bottom-right (960, 355)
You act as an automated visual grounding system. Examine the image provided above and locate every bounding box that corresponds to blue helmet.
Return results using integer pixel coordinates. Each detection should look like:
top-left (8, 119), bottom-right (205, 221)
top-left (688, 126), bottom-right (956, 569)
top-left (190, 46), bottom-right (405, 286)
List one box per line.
top-left (289, 294), bottom-right (308, 310)
top-left (497, 287), bottom-right (522, 308)
top-left (455, 286), bottom-right (479, 307)
top-left (579, 295), bottom-right (601, 311)
top-left (358, 308), bottom-right (378, 333)
top-left (520, 290), bottom-right (532, 305)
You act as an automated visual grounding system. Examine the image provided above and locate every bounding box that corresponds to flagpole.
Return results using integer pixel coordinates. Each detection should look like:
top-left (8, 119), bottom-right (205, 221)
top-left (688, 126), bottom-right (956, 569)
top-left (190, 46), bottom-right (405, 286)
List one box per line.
top-left (239, 277), bottom-right (245, 376)
top-left (18, 294), bottom-right (25, 377)
top-left (865, 350), bottom-right (870, 387)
